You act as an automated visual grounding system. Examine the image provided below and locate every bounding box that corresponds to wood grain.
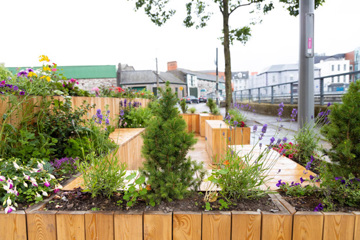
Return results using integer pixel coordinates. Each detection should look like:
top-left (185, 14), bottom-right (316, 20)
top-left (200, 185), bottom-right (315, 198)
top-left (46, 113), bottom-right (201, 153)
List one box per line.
top-left (144, 212), bottom-right (172, 240)
top-left (85, 212), bottom-right (114, 240)
top-left (261, 212), bottom-right (292, 240)
top-left (202, 211), bottom-right (231, 240)
top-left (293, 212), bottom-right (323, 240)
top-left (199, 114), bottom-right (223, 136)
top-left (323, 212), bottom-right (355, 240)
top-left (173, 212), bottom-right (201, 240)
top-left (354, 212), bottom-right (360, 240)
top-left (232, 211), bottom-right (261, 240)
top-left (27, 211), bottom-right (57, 240)
top-left (0, 211), bottom-right (27, 240)
top-left (114, 211), bottom-right (143, 240)
top-left (56, 211), bottom-right (85, 240)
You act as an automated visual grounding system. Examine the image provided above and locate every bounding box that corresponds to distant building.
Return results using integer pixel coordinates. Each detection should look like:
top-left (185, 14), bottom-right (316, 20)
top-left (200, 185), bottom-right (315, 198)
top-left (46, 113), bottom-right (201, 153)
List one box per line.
top-left (232, 71), bottom-right (248, 91)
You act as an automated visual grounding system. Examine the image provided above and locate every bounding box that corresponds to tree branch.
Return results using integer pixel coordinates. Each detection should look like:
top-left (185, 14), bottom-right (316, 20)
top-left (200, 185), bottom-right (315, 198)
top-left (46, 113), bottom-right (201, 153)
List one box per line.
top-left (229, 2), bottom-right (253, 15)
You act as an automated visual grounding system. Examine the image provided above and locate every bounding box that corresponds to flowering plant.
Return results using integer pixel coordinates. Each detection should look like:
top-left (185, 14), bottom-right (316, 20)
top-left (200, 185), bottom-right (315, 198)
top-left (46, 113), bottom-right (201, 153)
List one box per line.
top-left (0, 158), bottom-right (61, 213)
top-left (273, 142), bottom-right (298, 159)
top-left (119, 99), bottom-right (142, 128)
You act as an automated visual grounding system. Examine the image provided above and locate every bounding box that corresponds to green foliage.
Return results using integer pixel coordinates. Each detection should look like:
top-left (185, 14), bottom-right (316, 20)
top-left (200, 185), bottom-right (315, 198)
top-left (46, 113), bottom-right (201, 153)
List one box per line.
top-left (227, 108), bottom-right (247, 127)
top-left (206, 98), bottom-right (220, 115)
top-left (0, 64), bottom-right (13, 80)
top-left (123, 107), bottom-right (153, 128)
top-left (141, 81), bottom-right (205, 204)
top-left (180, 99), bottom-right (188, 114)
top-left (122, 172), bottom-right (151, 208)
top-left (294, 122), bottom-right (320, 166)
top-left (76, 151), bottom-right (127, 198)
top-left (321, 81), bottom-right (360, 176)
top-left (64, 137), bottom-right (91, 159)
top-left (189, 107), bottom-right (196, 114)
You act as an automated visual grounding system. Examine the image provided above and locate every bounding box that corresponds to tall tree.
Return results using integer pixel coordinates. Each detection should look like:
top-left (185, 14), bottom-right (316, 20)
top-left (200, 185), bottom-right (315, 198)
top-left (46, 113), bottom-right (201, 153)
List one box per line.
top-left (132, 0), bottom-right (325, 113)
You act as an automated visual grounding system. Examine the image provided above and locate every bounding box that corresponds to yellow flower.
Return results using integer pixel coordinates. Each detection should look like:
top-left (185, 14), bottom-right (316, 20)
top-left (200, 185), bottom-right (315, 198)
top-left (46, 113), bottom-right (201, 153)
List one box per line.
top-left (39, 55), bottom-right (50, 62)
top-left (46, 76), bottom-right (51, 82)
top-left (43, 66), bottom-right (51, 72)
top-left (40, 76), bottom-right (46, 79)
top-left (28, 72), bottom-right (37, 78)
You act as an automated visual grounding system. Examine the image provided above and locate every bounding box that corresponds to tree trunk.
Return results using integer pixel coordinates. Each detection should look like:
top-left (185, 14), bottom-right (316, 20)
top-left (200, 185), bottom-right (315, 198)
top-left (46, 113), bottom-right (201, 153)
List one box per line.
top-left (222, 0), bottom-right (232, 115)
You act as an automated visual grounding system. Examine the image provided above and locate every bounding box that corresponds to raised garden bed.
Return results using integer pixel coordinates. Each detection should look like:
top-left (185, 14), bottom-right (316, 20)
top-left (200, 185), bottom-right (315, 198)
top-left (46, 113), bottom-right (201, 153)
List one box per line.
top-left (199, 113), bottom-right (223, 137)
top-left (180, 113), bottom-right (200, 134)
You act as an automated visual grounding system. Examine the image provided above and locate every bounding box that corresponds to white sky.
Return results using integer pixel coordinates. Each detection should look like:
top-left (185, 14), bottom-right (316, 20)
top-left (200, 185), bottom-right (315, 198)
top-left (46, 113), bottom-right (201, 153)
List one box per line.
top-left (0, 0), bottom-right (359, 73)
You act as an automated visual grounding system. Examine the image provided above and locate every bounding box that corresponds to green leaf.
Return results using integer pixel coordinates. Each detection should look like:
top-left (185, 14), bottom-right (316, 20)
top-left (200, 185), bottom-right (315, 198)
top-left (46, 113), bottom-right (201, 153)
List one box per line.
top-left (135, 176), bottom-right (146, 185)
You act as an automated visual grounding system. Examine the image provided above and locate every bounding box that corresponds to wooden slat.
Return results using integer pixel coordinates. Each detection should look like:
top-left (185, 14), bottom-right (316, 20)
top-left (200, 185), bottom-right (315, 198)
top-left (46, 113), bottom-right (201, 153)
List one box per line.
top-left (232, 211), bottom-right (261, 240)
top-left (261, 212), bottom-right (292, 240)
top-left (114, 211), bottom-right (143, 240)
top-left (202, 211), bottom-right (231, 240)
top-left (27, 211), bottom-right (57, 240)
top-left (144, 212), bottom-right (172, 240)
top-left (293, 212), bottom-right (323, 240)
top-left (85, 212), bottom-right (114, 240)
top-left (323, 212), bottom-right (355, 240)
top-left (0, 211), bottom-right (27, 240)
top-left (173, 212), bottom-right (202, 240)
top-left (56, 211), bottom-right (85, 240)
top-left (200, 113), bottom-right (223, 137)
top-left (354, 212), bottom-right (360, 240)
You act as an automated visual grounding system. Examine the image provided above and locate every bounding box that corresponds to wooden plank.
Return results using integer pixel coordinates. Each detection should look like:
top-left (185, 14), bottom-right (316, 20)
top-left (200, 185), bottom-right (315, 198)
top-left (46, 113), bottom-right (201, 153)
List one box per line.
top-left (144, 212), bottom-right (172, 240)
top-left (0, 211), bottom-right (27, 240)
top-left (27, 211), bottom-right (57, 240)
top-left (228, 127), bottom-right (250, 145)
top-left (323, 212), bottom-right (355, 240)
top-left (85, 212), bottom-right (114, 240)
top-left (200, 114), bottom-right (223, 137)
top-left (56, 211), bottom-right (85, 240)
top-left (202, 211), bottom-right (231, 240)
top-left (293, 212), bottom-right (323, 240)
top-left (114, 211), bottom-right (143, 240)
top-left (262, 212), bottom-right (292, 240)
top-left (354, 212), bottom-right (360, 240)
top-left (173, 212), bottom-right (202, 240)
top-left (232, 211), bottom-right (261, 240)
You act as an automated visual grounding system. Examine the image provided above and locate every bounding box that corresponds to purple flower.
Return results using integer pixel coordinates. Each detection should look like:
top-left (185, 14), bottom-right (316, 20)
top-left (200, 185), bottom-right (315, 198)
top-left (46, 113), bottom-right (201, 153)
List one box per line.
top-left (270, 137), bottom-right (275, 144)
top-left (233, 121), bottom-right (238, 126)
top-left (276, 179), bottom-right (286, 188)
top-left (300, 177), bottom-right (305, 184)
top-left (96, 109), bottom-right (101, 115)
top-left (253, 125), bottom-right (258, 132)
top-left (259, 143), bottom-right (262, 148)
top-left (314, 203), bottom-right (323, 212)
top-left (124, 99), bottom-right (127, 108)
top-left (278, 169), bottom-right (281, 173)
top-left (17, 70), bottom-right (28, 77)
top-left (223, 132), bottom-right (225, 136)
top-left (276, 138), bottom-right (281, 144)
top-left (19, 90), bottom-right (25, 95)
top-left (319, 111), bottom-right (324, 117)
top-left (13, 85), bottom-right (19, 91)
top-left (261, 124), bottom-right (267, 134)
top-left (282, 137), bottom-right (287, 143)
top-left (279, 102), bottom-right (284, 108)
top-left (120, 110), bottom-right (124, 116)
top-left (327, 102), bottom-right (331, 107)
top-left (310, 175), bottom-right (314, 180)
top-left (105, 118), bottom-right (110, 125)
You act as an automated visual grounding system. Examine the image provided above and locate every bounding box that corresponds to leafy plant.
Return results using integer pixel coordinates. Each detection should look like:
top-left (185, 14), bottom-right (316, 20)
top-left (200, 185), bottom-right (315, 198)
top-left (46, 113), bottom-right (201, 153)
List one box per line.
top-left (189, 107), bottom-right (196, 114)
top-left (226, 108), bottom-right (246, 127)
top-left (141, 81), bottom-right (205, 204)
top-left (122, 172), bottom-right (151, 208)
top-left (123, 107), bottom-right (153, 128)
top-left (76, 151), bottom-right (126, 198)
top-left (206, 98), bottom-right (220, 115)
top-left (180, 99), bottom-right (188, 113)
top-left (321, 80), bottom-right (360, 177)
top-left (293, 122), bottom-right (320, 166)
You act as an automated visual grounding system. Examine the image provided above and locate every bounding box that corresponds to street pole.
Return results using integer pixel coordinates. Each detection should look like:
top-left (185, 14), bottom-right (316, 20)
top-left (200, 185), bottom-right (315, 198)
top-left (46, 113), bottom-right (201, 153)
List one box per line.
top-left (299, 0), bottom-right (315, 129)
top-left (216, 48), bottom-right (219, 106)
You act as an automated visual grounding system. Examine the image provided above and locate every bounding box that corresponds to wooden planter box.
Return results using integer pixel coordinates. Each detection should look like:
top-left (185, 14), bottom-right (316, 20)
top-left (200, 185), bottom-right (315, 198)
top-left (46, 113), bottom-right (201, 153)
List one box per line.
top-left (199, 113), bottom-right (223, 137)
top-left (274, 193), bottom-right (360, 240)
top-left (205, 120), bottom-right (250, 163)
top-left (0, 96), bottom-right (151, 128)
top-left (180, 113), bottom-right (200, 134)
top-left (7, 193), bottom-right (292, 240)
top-left (109, 128), bottom-right (146, 170)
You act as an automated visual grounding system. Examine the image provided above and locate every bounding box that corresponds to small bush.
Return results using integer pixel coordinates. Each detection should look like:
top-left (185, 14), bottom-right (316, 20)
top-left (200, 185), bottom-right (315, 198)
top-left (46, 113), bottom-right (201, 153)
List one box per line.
top-left (189, 107), bottom-right (196, 114)
top-left (206, 98), bottom-right (220, 115)
top-left (180, 99), bottom-right (188, 114)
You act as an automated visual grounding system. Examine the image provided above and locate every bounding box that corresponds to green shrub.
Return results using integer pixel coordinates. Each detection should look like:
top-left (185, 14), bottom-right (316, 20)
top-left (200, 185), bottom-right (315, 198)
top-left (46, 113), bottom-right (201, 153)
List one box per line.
top-left (189, 107), bottom-right (196, 114)
top-left (321, 80), bottom-right (360, 176)
top-left (294, 122), bottom-right (320, 166)
top-left (123, 107), bottom-right (153, 128)
top-left (227, 108), bottom-right (246, 127)
top-left (180, 99), bottom-right (188, 113)
top-left (206, 98), bottom-right (220, 115)
top-left (141, 81), bottom-right (204, 204)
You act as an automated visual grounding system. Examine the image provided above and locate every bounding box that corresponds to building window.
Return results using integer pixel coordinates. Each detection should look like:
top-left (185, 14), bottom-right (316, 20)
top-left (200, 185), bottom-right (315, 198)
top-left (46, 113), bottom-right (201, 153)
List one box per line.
top-left (332, 65), bottom-right (334, 71)
top-left (272, 76), bottom-right (276, 83)
top-left (344, 64), bottom-right (347, 71)
top-left (338, 64), bottom-right (340, 71)
top-left (337, 76), bottom-right (340, 83)
top-left (332, 77), bottom-right (334, 83)
top-left (350, 65), bottom-right (353, 71)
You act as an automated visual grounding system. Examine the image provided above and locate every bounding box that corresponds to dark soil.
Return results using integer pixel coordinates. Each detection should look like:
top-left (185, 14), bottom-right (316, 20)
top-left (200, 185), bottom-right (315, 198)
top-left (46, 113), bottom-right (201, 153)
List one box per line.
top-left (45, 188), bottom-right (279, 213)
top-left (279, 191), bottom-right (360, 212)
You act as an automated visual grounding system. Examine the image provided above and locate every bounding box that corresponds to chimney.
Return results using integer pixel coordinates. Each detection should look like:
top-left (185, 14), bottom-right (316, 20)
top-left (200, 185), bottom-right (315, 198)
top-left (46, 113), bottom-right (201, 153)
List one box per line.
top-left (167, 61), bottom-right (177, 71)
top-left (117, 63), bottom-right (121, 86)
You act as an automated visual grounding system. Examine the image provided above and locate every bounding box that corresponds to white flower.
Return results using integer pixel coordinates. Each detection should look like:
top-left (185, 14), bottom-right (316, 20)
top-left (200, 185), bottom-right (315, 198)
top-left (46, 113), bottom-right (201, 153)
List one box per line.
top-left (23, 173), bottom-right (30, 180)
top-left (6, 197), bottom-right (11, 206)
top-left (23, 182), bottom-right (28, 188)
top-left (4, 206), bottom-right (15, 214)
top-left (48, 174), bottom-right (56, 180)
top-left (13, 162), bottom-right (20, 170)
top-left (35, 192), bottom-right (41, 198)
top-left (42, 191), bottom-right (48, 197)
top-left (0, 176), bottom-right (5, 182)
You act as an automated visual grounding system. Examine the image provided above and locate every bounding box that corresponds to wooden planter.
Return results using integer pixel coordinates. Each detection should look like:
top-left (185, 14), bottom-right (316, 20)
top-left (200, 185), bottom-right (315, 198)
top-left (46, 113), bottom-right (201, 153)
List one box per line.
top-left (199, 113), bottom-right (223, 137)
top-left (274, 193), bottom-right (360, 240)
top-left (205, 120), bottom-right (250, 163)
top-left (180, 113), bottom-right (200, 134)
top-left (9, 193), bottom-right (291, 240)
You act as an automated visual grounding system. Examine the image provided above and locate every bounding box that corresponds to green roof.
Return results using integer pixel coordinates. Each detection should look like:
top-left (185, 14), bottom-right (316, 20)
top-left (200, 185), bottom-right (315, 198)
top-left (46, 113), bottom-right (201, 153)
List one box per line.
top-left (7, 65), bottom-right (116, 79)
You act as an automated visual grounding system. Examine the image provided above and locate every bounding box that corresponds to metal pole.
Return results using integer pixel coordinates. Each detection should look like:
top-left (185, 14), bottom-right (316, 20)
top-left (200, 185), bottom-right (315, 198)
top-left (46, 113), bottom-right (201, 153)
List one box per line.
top-left (271, 86), bottom-right (274, 104)
top-left (258, 88), bottom-right (261, 103)
top-left (320, 78), bottom-right (324, 106)
top-left (156, 58), bottom-right (159, 96)
top-left (299, 0), bottom-right (315, 128)
top-left (290, 83), bottom-right (294, 104)
top-left (216, 48), bottom-right (219, 106)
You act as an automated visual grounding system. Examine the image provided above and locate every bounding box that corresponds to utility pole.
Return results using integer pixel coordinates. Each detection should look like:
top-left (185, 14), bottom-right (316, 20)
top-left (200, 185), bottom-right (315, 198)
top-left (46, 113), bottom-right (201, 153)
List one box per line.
top-left (156, 58), bottom-right (159, 89)
top-left (299, 0), bottom-right (315, 129)
top-left (215, 48), bottom-right (219, 106)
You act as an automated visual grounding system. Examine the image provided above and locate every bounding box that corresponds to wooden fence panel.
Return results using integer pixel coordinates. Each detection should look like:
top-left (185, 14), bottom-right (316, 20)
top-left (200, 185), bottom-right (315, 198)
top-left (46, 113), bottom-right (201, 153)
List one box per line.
top-left (323, 212), bottom-right (355, 240)
top-left (85, 212), bottom-right (114, 240)
top-left (173, 212), bottom-right (202, 240)
top-left (232, 211), bottom-right (261, 240)
top-left (262, 212), bottom-right (292, 240)
top-left (293, 212), bottom-right (323, 240)
top-left (0, 211), bottom-right (27, 240)
top-left (144, 212), bottom-right (172, 240)
top-left (202, 212), bottom-right (231, 240)
top-left (56, 211), bottom-right (85, 240)
top-left (114, 211), bottom-right (143, 240)
top-left (27, 211), bottom-right (57, 240)
top-left (354, 212), bottom-right (360, 240)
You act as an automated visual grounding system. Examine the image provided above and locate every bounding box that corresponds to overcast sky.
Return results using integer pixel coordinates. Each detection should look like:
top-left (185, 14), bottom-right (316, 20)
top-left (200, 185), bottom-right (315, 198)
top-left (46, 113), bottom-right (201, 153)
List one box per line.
top-left (1, 0), bottom-right (359, 73)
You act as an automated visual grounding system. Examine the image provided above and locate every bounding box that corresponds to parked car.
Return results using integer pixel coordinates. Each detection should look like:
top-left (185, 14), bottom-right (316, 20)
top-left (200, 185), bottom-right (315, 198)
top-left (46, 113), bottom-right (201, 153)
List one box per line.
top-left (199, 96), bottom-right (207, 103)
top-left (181, 96), bottom-right (199, 104)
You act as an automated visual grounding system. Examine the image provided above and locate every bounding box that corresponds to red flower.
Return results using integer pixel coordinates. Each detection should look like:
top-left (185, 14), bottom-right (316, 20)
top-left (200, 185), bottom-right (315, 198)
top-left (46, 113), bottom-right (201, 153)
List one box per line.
top-left (141, 92), bottom-right (144, 95)
top-left (115, 87), bottom-right (125, 92)
top-left (289, 142), bottom-right (293, 146)
top-left (240, 121), bottom-right (245, 127)
top-left (288, 154), bottom-right (293, 159)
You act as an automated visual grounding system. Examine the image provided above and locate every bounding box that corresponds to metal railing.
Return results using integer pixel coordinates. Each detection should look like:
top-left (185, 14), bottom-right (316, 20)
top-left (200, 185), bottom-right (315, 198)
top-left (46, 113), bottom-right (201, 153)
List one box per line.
top-left (233, 71), bottom-right (360, 105)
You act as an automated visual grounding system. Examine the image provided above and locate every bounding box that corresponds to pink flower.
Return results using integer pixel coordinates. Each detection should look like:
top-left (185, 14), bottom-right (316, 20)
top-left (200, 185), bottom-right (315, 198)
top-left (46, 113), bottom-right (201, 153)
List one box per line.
top-left (7, 179), bottom-right (13, 189)
top-left (0, 176), bottom-right (5, 181)
top-left (288, 154), bottom-right (293, 159)
top-left (5, 206), bottom-right (15, 214)
top-left (54, 188), bottom-right (60, 194)
top-left (51, 68), bottom-right (57, 72)
top-left (44, 181), bottom-right (50, 187)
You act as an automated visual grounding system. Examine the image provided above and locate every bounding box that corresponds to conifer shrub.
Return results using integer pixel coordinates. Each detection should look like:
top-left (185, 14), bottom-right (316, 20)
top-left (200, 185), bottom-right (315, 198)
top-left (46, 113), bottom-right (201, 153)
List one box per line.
top-left (206, 98), bottom-right (220, 115)
top-left (180, 98), bottom-right (188, 113)
top-left (321, 80), bottom-right (360, 176)
top-left (141, 81), bottom-right (204, 204)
